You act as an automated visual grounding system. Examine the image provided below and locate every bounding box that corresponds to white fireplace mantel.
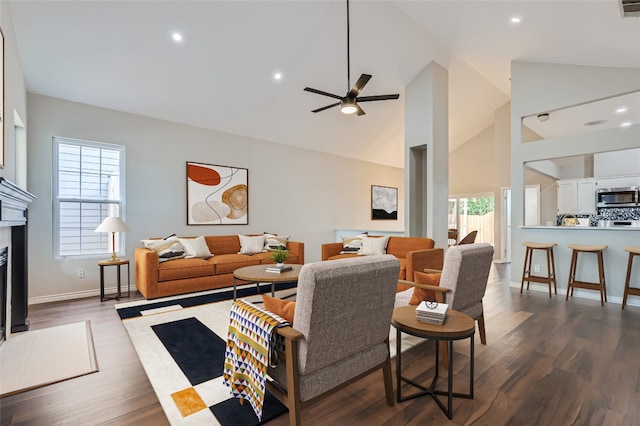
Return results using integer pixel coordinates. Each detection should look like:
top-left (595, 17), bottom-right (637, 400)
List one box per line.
top-left (0, 178), bottom-right (36, 227)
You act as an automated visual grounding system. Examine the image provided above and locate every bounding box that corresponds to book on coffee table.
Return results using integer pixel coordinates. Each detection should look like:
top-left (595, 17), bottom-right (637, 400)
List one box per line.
top-left (266, 265), bottom-right (293, 273)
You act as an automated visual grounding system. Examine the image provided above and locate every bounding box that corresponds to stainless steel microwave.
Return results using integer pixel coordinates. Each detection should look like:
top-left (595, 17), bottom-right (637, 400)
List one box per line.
top-left (596, 186), bottom-right (639, 208)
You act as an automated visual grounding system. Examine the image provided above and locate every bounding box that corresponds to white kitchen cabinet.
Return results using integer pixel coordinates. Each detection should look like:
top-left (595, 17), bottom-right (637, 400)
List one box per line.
top-left (557, 178), bottom-right (597, 215)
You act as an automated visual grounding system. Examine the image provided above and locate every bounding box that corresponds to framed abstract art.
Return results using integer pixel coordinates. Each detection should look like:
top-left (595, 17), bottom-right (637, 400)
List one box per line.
top-left (371, 185), bottom-right (398, 220)
top-left (186, 162), bottom-right (248, 225)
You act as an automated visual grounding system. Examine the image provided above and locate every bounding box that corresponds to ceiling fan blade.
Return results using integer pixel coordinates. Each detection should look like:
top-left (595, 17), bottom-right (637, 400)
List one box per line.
top-left (347, 74), bottom-right (372, 98)
top-left (304, 87), bottom-right (343, 100)
top-left (357, 94), bottom-right (400, 102)
top-left (312, 102), bottom-right (341, 113)
top-left (355, 103), bottom-right (366, 116)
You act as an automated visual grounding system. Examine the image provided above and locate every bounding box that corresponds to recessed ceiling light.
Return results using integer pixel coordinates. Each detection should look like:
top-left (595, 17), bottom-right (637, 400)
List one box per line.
top-left (273, 72), bottom-right (282, 81)
top-left (172, 32), bottom-right (183, 42)
top-left (537, 113), bottom-right (550, 122)
top-left (616, 107), bottom-right (629, 114)
top-left (621, 121), bottom-right (632, 127)
top-left (584, 119), bottom-right (608, 126)
top-left (511, 17), bottom-right (521, 24)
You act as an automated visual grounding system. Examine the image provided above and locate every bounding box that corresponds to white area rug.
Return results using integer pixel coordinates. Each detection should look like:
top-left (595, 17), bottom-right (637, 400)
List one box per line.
top-left (0, 320), bottom-right (98, 397)
top-left (116, 286), bottom-right (422, 425)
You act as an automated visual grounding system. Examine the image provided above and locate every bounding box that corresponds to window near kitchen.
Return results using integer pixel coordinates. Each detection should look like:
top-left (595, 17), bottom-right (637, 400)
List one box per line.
top-left (53, 137), bottom-right (125, 259)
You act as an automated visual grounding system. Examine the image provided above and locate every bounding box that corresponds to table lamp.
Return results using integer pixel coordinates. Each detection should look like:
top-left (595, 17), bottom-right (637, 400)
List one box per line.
top-left (95, 216), bottom-right (131, 261)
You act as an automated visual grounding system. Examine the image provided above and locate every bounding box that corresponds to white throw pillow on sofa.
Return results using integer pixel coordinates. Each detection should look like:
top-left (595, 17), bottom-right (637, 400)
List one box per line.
top-left (178, 236), bottom-right (213, 259)
top-left (238, 235), bottom-right (266, 255)
top-left (142, 236), bottom-right (186, 262)
top-left (263, 234), bottom-right (290, 251)
top-left (359, 236), bottom-right (390, 256)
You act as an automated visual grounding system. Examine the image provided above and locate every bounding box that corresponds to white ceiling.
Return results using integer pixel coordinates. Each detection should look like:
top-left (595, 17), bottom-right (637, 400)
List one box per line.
top-left (8, 1), bottom-right (640, 168)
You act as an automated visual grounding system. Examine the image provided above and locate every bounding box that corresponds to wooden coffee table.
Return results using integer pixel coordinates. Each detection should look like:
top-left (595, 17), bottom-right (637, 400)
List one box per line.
top-left (392, 305), bottom-right (475, 420)
top-left (232, 264), bottom-right (302, 300)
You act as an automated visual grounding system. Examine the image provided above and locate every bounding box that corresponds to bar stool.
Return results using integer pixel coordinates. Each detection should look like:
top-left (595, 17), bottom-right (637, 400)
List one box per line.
top-left (566, 244), bottom-right (608, 306)
top-left (521, 242), bottom-right (557, 298)
top-left (622, 246), bottom-right (640, 310)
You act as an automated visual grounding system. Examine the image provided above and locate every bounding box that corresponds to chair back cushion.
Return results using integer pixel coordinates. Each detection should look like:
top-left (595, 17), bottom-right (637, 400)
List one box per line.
top-left (294, 255), bottom-right (400, 376)
top-left (439, 243), bottom-right (494, 319)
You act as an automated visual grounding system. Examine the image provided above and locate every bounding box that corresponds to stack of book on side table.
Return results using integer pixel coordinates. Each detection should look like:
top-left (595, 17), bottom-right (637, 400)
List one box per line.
top-left (415, 302), bottom-right (449, 325)
top-left (266, 264), bottom-right (293, 273)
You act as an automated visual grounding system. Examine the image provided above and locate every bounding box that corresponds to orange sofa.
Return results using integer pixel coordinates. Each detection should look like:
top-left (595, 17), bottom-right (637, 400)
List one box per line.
top-left (135, 235), bottom-right (304, 299)
top-left (321, 236), bottom-right (443, 283)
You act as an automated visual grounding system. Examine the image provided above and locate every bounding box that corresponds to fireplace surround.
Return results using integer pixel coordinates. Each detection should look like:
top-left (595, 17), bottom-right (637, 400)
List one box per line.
top-left (0, 178), bottom-right (35, 343)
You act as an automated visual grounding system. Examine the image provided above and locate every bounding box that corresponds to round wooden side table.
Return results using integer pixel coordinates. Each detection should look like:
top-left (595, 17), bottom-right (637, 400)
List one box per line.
top-left (392, 305), bottom-right (475, 420)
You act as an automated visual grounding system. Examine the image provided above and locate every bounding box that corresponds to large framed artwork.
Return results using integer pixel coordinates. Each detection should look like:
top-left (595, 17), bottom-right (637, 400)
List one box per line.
top-left (0, 27), bottom-right (4, 168)
top-left (186, 162), bottom-right (248, 225)
top-left (371, 185), bottom-right (398, 220)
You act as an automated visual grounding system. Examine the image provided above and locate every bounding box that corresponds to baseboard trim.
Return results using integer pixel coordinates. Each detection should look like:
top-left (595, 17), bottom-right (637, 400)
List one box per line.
top-left (508, 281), bottom-right (640, 307)
top-left (29, 286), bottom-right (125, 305)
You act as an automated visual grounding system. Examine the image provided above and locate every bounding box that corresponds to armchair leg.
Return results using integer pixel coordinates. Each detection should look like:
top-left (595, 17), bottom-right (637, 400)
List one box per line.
top-left (382, 357), bottom-right (394, 406)
top-left (477, 314), bottom-right (487, 345)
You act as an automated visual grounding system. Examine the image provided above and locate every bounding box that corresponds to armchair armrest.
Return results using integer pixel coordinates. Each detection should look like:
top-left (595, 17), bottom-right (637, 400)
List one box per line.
top-left (321, 242), bottom-right (343, 260)
top-left (397, 279), bottom-right (450, 303)
top-left (423, 268), bottom-right (442, 274)
top-left (405, 248), bottom-right (444, 281)
top-left (274, 325), bottom-right (304, 341)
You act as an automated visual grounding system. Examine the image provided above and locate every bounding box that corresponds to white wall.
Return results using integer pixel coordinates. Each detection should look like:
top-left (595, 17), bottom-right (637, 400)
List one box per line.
top-left (594, 148), bottom-right (640, 177)
top-left (27, 94), bottom-right (404, 302)
top-left (511, 61), bottom-right (640, 304)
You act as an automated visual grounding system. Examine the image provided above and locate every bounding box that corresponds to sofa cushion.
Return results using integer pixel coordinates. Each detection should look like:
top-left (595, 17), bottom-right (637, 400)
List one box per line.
top-left (386, 236), bottom-right (435, 258)
top-left (409, 271), bottom-right (442, 305)
top-left (238, 234), bottom-right (266, 254)
top-left (178, 236), bottom-right (213, 259)
top-left (264, 234), bottom-right (289, 251)
top-left (208, 253), bottom-right (264, 274)
top-left (142, 236), bottom-right (186, 262)
top-left (340, 233), bottom-right (367, 254)
top-left (360, 236), bottom-right (390, 255)
top-left (157, 258), bottom-right (214, 281)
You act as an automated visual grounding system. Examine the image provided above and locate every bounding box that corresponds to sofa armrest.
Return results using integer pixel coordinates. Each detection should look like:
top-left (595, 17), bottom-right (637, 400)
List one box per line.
top-left (134, 247), bottom-right (159, 299)
top-left (405, 248), bottom-right (444, 282)
top-left (321, 242), bottom-right (343, 260)
top-left (287, 241), bottom-right (304, 265)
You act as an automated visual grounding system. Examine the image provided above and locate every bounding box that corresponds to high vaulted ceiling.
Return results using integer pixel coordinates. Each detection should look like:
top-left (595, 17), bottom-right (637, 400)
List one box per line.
top-left (9, 1), bottom-right (640, 168)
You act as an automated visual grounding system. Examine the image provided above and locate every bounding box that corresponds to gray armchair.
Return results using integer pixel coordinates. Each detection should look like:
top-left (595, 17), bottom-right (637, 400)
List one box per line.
top-left (266, 255), bottom-right (400, 426)
top-left (397, 243), bottom-right (494, 344)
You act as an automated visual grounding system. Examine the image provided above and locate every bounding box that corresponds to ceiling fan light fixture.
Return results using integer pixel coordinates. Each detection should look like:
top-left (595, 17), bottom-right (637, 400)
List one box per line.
top-left (341, 98), bottom-right (357, 114)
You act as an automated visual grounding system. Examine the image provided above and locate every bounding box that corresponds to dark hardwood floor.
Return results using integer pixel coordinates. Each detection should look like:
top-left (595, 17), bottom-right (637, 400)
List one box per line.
top-left (1, 263), bottom-right (639, 425)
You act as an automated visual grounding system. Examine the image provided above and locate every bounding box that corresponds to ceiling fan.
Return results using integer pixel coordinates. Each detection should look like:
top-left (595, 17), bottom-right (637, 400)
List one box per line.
top-left (304, 0), bottom-right (399, 116)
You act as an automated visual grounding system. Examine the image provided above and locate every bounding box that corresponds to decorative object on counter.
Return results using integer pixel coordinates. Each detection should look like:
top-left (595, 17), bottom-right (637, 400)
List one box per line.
top-left (521, 242), bottom-right (558, 298)
top-left (561, 214), bottom-right (578, 227)
top-left (566, 244), bottom-right (608, 306)
top-left (622, 246), bottom-right (640, 310)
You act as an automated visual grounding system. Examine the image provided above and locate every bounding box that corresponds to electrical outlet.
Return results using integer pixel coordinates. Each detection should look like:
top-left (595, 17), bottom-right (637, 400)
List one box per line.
top-left (77, 269), bottom-right (85, 278)
top-left (533, 264), bottom-right (541, 273)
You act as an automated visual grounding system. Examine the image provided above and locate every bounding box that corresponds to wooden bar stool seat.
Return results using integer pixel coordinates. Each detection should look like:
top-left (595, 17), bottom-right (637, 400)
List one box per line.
top-left (566, 244), bottom-right (608, 306)
top-left (521, 242), bottom-right (557, 298)
top-left (622, 246), bottom-right (640, 310)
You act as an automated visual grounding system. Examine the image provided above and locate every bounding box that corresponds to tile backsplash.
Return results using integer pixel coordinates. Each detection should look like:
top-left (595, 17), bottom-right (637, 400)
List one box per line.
top-left (557, 207), bottom-right (640, 226)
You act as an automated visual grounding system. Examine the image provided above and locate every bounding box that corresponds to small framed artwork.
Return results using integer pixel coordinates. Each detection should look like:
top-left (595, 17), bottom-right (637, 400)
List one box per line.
top-left (371, 185), bottom-right (398, 220)
top-left (186, 161), bottom-right (248, 225)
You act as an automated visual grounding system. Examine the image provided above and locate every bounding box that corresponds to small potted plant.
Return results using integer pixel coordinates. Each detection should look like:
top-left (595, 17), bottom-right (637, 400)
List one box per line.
top-left (269, 247), bottom-right (289, 267)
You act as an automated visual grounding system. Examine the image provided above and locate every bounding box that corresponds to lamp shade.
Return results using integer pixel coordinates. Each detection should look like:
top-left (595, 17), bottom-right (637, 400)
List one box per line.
top-left (95, 216), bottom-right (131, 233)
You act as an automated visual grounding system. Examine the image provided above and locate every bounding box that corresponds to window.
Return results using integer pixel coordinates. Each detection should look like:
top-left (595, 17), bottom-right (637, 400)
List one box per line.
top-left (53, 137), bottom-right (125, 259)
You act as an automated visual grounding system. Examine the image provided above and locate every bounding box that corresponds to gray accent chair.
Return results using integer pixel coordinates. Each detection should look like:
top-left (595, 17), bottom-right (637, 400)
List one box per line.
top-left (397, 242), bottom-right (494, 345)
top-left (266, 254), bottom-right (400, 426)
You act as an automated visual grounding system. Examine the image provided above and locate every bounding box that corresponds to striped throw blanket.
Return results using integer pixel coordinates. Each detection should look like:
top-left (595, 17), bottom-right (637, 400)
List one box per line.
top-left (223, 299), bottom-right (290, 421)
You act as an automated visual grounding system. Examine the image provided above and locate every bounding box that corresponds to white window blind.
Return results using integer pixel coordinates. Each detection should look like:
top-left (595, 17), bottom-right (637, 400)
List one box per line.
top-left (53, 137), bottom-right (125, 259)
